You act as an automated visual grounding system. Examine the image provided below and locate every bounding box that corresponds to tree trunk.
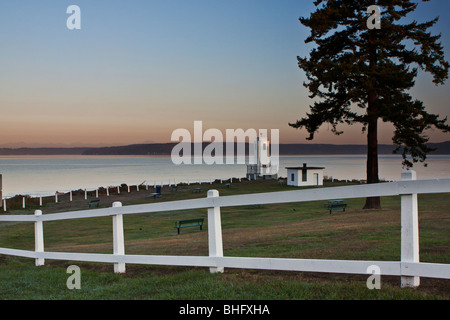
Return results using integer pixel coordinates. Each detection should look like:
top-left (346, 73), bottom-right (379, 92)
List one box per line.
top-left (363, 113), bottom-right (381, 209)
top-left (364, 30), bottom-right (381, 210)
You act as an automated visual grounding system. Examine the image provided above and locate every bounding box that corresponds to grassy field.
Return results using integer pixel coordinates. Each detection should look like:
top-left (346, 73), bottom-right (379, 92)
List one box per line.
top-left (0, 179), bottom-right (449, 300)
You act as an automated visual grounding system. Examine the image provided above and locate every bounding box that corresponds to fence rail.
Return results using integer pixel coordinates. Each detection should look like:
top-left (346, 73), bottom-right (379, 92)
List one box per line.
top-left (0, 170), bottom-right (449, 288)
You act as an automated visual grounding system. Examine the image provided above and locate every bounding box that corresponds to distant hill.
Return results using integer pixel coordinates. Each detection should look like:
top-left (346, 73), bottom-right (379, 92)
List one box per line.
top-left (2, 141), bottom-right (449, 155)
top-left (0, 147), bottom-right (91, 156)
top-left (278, 141), bottom-right (450, 155)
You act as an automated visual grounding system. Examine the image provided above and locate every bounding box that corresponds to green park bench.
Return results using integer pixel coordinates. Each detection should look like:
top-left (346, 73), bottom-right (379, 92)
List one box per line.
top-left (174, 218), bottom-right (204, 234)
top-left (325, 200), bottom-right (347, 214)
top-left (88, 199), bottom-right (100, 208)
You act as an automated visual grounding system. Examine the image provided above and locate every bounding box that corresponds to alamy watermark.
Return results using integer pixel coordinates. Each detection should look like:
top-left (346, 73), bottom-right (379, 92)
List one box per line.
top-left (65, 4), bottom-right (381, 31)
top-left (64, 263), bottom-right (381, 290)
top-left (170, 121), bottom-right (279, 175)
top-left (367, 5), bottom-right (381, 30)
top-left (66, 265), bottom-right (81, 290)
top-left (61, 4), bottom-right (381, 292)
top-left (67, 5), bottom-right (81, 30)
top-left (366, 265), bottom-right (381, 290)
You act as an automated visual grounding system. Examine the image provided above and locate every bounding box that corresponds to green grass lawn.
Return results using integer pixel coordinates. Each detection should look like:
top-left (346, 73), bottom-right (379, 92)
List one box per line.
top-left (0, 179), bottom-right (449, 300)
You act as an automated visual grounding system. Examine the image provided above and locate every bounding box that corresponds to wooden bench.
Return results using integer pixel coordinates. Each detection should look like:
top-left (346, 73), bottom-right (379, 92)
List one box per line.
top-left (325, 200), bottom-right (347, 214)
top-left (174, 218), bottom-right (204, 234)
top-left (88, 199), bottom-right (100, 208)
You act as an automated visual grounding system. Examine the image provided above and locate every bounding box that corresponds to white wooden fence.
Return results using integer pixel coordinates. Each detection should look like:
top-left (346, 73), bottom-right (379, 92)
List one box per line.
top-left (0, 170), bottom-right (449, 288)
top-left (2, 177), bottom-right (241, 211)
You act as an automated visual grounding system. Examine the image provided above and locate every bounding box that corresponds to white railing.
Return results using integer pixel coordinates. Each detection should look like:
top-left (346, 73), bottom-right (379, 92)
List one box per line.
top-left (0, 170), bottom-right (449, 288)
top-left (2, 177), bottom-right (243, 211)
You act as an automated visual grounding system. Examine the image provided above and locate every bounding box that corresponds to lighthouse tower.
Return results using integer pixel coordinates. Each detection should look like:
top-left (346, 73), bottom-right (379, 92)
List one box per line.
top-left (246, 132), bottom-right (277, 180)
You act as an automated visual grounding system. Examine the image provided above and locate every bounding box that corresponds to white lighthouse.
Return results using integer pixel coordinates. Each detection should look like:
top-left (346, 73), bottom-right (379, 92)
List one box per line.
top-left (246, 132), bottom-right (278, 180)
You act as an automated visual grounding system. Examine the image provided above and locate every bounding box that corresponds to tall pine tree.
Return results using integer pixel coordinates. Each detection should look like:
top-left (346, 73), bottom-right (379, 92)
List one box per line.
top-left (290, 0), bottom-right (449, 209)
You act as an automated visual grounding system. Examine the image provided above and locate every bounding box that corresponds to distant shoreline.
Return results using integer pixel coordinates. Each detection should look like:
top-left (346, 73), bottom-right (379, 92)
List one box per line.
top-left (0, 141), bottom-right (449, 156)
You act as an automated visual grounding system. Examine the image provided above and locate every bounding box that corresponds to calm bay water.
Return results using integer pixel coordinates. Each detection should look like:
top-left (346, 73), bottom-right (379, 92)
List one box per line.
top-left (0, 155), bottom-right (449, 198)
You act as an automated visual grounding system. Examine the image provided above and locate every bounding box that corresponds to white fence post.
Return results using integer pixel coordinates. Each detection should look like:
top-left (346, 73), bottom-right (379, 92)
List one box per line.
top-left (401, 170), bottom-right (420, 288)
top-left (207, 190), bottom-right (224, 274)
top-left (112, 202), bottom-right (126, 273)
top-left (34, 210), bottom-right (45, 266)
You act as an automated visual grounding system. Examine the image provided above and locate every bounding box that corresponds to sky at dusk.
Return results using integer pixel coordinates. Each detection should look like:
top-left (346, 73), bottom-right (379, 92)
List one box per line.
top-left (1, 0), bottom-right (449, 147)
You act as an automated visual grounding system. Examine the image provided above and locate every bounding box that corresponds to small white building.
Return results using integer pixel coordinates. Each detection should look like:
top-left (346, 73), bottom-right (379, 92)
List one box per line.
top-left (286, 163), bottom-right (325, 187)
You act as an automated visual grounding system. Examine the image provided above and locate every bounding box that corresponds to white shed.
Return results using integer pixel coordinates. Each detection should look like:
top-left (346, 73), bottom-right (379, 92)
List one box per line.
top-left (286, 163), bottom-right (325, 187)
